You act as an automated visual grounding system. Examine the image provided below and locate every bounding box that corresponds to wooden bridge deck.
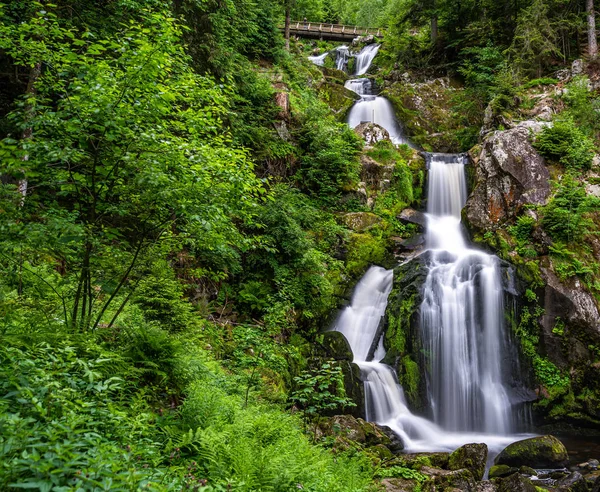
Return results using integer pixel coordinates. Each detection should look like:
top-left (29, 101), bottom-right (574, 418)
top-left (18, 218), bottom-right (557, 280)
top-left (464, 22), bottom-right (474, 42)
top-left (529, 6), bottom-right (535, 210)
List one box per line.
top-left (283, 22), bottom-right (383, 41)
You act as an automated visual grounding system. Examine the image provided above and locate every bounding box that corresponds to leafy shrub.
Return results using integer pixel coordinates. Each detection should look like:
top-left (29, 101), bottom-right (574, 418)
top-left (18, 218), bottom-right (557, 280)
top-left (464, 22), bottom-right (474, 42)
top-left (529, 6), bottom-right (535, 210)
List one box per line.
top-left (534, 120), bottom-right (595, 170)
top-left (541, 176), bottom-right (590, 242)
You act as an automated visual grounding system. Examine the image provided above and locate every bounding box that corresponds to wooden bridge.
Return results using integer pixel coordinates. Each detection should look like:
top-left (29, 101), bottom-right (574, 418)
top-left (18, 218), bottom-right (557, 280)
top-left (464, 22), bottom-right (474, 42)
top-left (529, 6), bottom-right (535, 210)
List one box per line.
top-left (283, 22), bottom-right (384, 42)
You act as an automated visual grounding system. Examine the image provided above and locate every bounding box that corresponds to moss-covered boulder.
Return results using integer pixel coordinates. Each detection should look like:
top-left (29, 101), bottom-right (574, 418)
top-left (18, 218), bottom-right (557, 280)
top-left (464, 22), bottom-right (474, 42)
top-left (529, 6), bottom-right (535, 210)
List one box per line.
top-left (494, 473), bottom-right (537, 492)
top-left (381, 478), bottom-right (420, 492)
top-left (341, 212), bottom-right (382, 232)
top-left (448, 443), bottom-right (488, 481)
top-left (494, 435), bottom-right (569, 468)
top-left (317, 80), bottom-right (359, 116)
top-left (488, 465), bottom-right (519, 479)
top-left (420, 466), bottom-right (476, 491)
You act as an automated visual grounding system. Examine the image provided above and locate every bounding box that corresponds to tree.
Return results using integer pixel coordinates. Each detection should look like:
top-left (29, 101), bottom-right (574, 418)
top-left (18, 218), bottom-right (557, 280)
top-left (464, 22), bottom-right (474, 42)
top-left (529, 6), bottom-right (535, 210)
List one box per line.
top-left (0, 7), bottom-right (264, 331)
top-left (588, 0), bottom-right (598, 58)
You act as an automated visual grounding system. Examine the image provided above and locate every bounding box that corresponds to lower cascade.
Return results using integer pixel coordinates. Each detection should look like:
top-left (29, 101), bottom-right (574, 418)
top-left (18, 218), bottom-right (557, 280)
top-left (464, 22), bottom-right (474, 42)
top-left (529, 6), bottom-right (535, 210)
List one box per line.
top-left (333, 154), bottom-right (529, 455)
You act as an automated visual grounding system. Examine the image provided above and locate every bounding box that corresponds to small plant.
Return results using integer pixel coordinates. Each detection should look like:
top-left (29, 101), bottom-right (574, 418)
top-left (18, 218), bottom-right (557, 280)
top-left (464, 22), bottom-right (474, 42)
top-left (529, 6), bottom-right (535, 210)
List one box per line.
top-left (290, 360), bottom-right (356, 430)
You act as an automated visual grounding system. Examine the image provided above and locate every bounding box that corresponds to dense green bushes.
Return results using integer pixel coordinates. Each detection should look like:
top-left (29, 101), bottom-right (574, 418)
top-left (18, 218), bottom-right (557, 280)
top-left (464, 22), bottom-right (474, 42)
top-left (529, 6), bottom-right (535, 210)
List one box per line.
top-left (535, 120), bottom-right (595, 170)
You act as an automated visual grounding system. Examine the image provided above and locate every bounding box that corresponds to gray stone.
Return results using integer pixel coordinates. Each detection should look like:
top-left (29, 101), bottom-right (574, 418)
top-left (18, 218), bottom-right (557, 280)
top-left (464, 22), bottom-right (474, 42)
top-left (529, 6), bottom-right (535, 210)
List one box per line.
top-left (555, 471), bottom-right (589, 492)
top-left (572, 59), bottom-right (585, 75)
top-left (381, 478), bottom-right (419, 492)
top-left (465, 122), bottom-right (551, 231)
top-left (397, 208), bottom-right (427, 228)
top-left (495, 473), bottom-right (537, 492)
top-left (354, 122), bottom-right (391, 145)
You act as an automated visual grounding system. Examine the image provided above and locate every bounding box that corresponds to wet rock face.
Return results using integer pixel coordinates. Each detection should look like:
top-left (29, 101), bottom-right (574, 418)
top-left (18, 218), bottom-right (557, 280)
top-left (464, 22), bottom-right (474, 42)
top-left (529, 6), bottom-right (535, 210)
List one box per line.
top-left (465, 122), bottom-right (551, 232)
top-left (448, 443), bottom-right (488, 481)
top-left (494, 435), bottom-right (569, 469)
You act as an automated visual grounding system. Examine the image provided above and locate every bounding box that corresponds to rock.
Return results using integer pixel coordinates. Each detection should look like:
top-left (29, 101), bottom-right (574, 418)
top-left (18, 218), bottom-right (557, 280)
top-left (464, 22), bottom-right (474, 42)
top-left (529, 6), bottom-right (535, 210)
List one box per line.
top-left (488, 465), bottom-right (519, 479)
top-left (369, 443), bottom-right (394, 460)
top-left (341, 212), bottom-right (382, 232)
top-left (274, 91), bottom-right (289, 117)
top-left (420, 466), bottom-right (476, 491)
top-left (448, 443), bottom-right (488, 481)
top-left (381, 478), bottom-right (419, 492)
top-left (392, 452), bottom-right (451, 469)
top-left (322, 331), bottom-right (353, 361)
top-left (327, 415), bottom-right (366, 443)
top-left (393, 234), bottom-right (425, 253)
top-left (465, 121), bottom-right (551, 231)
top-left (318, 81), bottom-right (360, 115)
top-left (376, 424), bottom-right (405, 453)
top-left (494, 435), bottom-right (569, 469)
top-left (519, 466), bottom-right (538, 477)
top-left (354, 122), bottom-right (391, 145)
top-left (360, 154), bottom-right (395, 191)
top-left (539, 267), bottom-right (600, 366)
top-left (555, 471), bottom-right (589, 492)
top-left (572, 59), bottom-right (585, 75)
top-left (397, 208), bottom-right (427, 228)
top-left (353, 34), bottom-right (375, 46)
top-left (495, 473), bottom-right (537, 492)
top-left (475, 481), bottom-right (499, 492)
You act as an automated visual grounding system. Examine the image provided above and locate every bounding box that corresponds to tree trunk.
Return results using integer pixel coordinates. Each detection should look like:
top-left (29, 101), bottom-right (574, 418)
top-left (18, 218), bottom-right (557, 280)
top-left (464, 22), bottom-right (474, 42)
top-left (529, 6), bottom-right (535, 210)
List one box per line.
top-left (285, 2), bottom-right (291, 51)
top-left (19, 61), bottom-right (42, 204)
top-left (430, 0), bottom-right (438, 45)
top-left (588, 0), bottom-right (598, 58)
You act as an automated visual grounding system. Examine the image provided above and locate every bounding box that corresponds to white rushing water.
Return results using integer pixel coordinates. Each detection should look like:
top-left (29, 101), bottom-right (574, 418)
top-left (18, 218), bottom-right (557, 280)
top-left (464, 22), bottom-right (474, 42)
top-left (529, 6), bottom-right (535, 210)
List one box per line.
top-left (354, 44), bottom-right (380, 75)
top-left (308, 52), bottom-right (328, 66)
top-left (345, 78), bottom-right (409, 145)
top-left (333, 154), bottom-right (529, 455)
top-left (335, 45), bottom-right (350, 71)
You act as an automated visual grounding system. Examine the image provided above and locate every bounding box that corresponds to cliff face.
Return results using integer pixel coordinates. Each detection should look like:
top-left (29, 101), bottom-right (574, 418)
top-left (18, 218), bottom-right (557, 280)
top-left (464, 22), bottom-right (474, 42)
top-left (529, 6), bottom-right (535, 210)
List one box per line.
top-left (464, 119), bottom-right (600, 428)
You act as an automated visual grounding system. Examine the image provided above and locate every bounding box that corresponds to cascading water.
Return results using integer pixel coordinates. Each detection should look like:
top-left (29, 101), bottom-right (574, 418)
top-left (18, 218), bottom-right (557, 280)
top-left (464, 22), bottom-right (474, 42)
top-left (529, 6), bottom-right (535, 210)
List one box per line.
top-left (421, 155), bottom-right (515, 435)
top-left (308, 52), bottom-right (328, 66)
top-left (335, 45), bottom-right (350, 71)
top-left (354, 44), bottom-right (380, 76)
top-left (333, 157), bottom-right (528, 454)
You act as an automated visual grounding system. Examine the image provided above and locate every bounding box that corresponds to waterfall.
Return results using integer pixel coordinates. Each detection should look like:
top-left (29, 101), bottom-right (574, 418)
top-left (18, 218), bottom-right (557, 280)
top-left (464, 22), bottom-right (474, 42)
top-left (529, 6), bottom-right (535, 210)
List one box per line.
top-left (354, 44), bottom-right (380, 75)
top-left (345, 78), bottom-right (409, 145)
top-left (421, 155), bottom-right (514, 434)
top-left (308, 52), bottom-right (328, 66)
top-left (332, 156), bottom-right (529, 455)
top-left (335, 45), bottom-right (350, 71)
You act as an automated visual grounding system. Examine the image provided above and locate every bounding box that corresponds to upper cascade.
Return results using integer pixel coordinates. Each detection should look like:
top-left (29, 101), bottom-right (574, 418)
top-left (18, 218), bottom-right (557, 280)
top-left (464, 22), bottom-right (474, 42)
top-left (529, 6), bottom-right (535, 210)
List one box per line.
top-left (354, 44), bottom-right (380, 75)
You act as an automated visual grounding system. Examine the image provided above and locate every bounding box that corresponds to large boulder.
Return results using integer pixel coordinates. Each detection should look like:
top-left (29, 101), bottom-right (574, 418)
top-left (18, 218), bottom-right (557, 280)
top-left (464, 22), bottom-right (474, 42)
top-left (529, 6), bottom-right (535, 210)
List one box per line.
top-left (341, 212), bottom-right (382, 232)
top-left (465, 121), bottom-right (551, 232)
top-left (381, 478), bottom-right (420, 492)
top-left (448, 443), bottom-right (488, 481)
top-left (354, 122), bottom-right (391, 145)
top-left (397, 208), bottom-right (427, 228)
top-left (494, 435), bottom-right (569, 469)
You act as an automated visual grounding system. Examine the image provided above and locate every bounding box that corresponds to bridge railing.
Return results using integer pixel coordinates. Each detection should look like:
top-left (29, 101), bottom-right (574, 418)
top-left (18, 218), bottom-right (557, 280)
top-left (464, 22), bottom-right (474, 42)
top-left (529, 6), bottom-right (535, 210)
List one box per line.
top-left (287, 22), bottom-right (383, 37)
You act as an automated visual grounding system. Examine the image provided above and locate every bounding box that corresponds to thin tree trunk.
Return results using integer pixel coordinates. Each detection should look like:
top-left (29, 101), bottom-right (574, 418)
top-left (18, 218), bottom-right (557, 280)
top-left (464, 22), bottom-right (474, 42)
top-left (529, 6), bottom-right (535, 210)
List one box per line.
top-left (19, 61), bottom-right (42, 204)
top-left (430, 0), bottom-right (438, 45)
top-left (285, 2), bottom-right (291, 51)
top-left (588, 0), bottom-right (598, 58)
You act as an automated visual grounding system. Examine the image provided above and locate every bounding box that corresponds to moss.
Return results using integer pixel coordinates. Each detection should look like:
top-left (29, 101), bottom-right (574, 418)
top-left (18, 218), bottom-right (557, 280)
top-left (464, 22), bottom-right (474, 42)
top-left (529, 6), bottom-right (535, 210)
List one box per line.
top-left (345, 232), bottom-right (387, 278)
top-left (400, 355), bottom-right (420, 404)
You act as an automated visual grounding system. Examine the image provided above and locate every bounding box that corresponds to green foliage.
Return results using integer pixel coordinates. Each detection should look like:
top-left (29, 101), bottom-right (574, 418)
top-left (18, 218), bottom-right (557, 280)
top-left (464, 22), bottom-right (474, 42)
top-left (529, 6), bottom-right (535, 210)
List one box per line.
top-left (535, 120), bottom-right (595, 170)
top-left (295, 94), bottom-right (362, 205)
top-left (541, 176), bottom-right (592, 242)
top-left (346, 232), bottom-right (387, 278)
top-left (290, 360), bottom-right (356, 424)
top-left (375, 465), bottom-right (427, 484)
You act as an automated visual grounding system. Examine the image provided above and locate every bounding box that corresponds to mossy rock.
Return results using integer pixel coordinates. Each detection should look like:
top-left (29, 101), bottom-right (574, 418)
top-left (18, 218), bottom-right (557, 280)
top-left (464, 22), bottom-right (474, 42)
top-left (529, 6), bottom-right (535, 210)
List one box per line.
top-left (448, 443), bottom-right (488, 481)
top-left (317, 80), bottom-right (359, 116)
top-left (390, 452), bottom-right (450, 470)
top-left (341, 212), bottom-right (382, 232)
top-left (494, 435), bottom-right (569, 468)
top-left (495, 473), bottom-right (537, 492)
top-left (321, 331), bottom-right (353, 361)
top-left (420, 466), bottom-right (476, 491)
top-left (368, 443), bottom-right (394, 461)
top-left (488, 464), bottom-right (519, 479)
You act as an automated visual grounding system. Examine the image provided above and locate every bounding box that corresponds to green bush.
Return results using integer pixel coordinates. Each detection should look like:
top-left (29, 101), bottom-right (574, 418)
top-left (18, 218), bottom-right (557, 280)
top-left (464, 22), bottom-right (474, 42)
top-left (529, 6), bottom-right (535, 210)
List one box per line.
top-left (534, 120), bottom-right (595, 170)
